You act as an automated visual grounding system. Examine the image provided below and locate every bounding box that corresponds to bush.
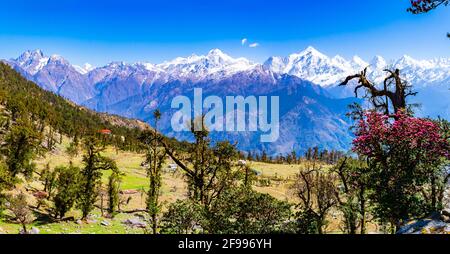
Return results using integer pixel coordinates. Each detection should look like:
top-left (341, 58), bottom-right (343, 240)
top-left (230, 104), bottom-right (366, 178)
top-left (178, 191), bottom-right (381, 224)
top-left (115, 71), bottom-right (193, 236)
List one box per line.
top-left (160, 200), bottom-right (205, 234)
top-left (206, 187), bottom-right (292, 234)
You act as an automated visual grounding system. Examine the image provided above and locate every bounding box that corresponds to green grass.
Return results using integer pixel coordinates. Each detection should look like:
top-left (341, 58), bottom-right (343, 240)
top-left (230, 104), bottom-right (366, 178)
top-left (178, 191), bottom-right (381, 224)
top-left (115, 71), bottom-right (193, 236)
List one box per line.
top-left (1, 140), bottom-right (338, 234)
top-left (0, 210), bottom-right (145, 234)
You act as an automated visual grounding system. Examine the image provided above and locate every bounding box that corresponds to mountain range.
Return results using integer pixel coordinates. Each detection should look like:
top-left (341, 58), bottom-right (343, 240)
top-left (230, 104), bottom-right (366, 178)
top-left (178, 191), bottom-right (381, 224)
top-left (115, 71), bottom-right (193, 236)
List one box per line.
top-left (2, 47), bottom-right (449, 155)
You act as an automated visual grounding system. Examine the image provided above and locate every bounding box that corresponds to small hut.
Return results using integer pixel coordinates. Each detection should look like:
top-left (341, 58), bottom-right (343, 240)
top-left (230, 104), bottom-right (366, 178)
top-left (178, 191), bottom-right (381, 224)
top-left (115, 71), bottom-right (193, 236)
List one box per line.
top-left (99, 129), bottom-right (112, 135)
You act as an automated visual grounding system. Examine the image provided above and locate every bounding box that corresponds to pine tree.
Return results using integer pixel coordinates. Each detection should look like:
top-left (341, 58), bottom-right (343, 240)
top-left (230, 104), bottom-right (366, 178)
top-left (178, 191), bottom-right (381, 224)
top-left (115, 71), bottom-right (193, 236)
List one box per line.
top-left (2, 115), bottom-right (43, 178)
top-left (141, 110), bottom-right (166, 234)
top-left (107, 164), bottom-right (123, 215)
top-left (77, 137), bottom-right (115, 219)
top-left (53, 164), bottom-right (80, 219)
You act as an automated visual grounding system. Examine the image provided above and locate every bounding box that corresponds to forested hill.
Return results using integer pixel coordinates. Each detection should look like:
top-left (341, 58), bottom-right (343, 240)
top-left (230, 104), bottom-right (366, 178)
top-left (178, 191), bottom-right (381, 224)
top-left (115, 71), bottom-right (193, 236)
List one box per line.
top-left (0, 62), bottom-right (147, 150)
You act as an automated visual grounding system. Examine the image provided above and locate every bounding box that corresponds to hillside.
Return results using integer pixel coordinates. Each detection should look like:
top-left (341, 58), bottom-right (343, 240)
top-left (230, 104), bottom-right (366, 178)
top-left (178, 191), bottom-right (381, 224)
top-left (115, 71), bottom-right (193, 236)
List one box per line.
top-left (0, 141), bottom-right (352, 234)
top-left (0, 62), bottom-right (147, 149)
top-left (4, 50), bottom-right (364, 155)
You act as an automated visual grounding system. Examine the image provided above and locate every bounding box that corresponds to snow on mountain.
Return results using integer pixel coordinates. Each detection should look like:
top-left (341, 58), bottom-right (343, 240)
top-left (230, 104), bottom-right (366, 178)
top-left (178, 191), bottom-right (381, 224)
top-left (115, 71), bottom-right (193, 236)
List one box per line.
top-left (263, 46), bottom-right (356, 87)
top-left (14, 49), bottom-right (50, 75)
top-left (74, 63), bottom-right (95, 74)
top-left (2, 48), bottom-right (449, 154)
top-left (264, 47), bottom-right (449, 90)
top-left (10, 47), bottom-right (449, 90)
top-left (351, 56), bottom-right (369, 70)
top-left (4, 47), bottom-right (450, 118)
top-left (157, 48), bottom-right (256, 81)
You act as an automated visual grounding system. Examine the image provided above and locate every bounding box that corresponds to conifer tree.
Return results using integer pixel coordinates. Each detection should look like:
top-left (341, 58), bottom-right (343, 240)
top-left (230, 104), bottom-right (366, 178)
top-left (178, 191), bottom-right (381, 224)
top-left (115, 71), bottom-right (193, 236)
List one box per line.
top-left (108, 162), bottom-right (123, 215)
top-left (53, 164), bottom-right (80, 219)
top-left (141, 110), bottom-right (166, 234)
top-left (77, 137), bottom-right (116, 219)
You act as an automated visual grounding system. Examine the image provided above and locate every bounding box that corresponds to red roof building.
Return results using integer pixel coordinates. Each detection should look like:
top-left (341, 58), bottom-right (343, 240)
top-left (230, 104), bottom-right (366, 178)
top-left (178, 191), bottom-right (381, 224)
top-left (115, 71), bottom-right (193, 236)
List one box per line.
top-left (99, 129), bottom-right (112, 135)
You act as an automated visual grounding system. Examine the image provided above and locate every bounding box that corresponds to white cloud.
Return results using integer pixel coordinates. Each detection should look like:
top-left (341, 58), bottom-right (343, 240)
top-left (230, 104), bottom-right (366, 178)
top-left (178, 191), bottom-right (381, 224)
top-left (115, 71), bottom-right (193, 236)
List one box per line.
top-left (249, 43), bottom-right (259, 48)
top-left (241, 38), bottom-right (248, 46)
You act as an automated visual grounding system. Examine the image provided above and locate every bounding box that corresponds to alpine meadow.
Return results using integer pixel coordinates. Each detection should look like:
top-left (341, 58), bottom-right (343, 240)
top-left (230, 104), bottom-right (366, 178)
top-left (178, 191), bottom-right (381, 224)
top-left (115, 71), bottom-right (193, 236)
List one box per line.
top-left (0, 0), bottom-right (449, 238)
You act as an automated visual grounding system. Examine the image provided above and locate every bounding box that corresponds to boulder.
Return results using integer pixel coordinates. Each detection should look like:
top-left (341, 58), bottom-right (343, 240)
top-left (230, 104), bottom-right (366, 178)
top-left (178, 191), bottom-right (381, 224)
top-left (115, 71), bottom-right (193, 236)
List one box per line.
top-left (20, 227), bottom-right (40, 234)
top-left (30, 227), bottom-right (40, 234)
top-left (86, 219), bottom-right (97, 224)
top-left (120, 190), bottom-right (139, 195)
top-left (397, 217), bottom-right (448, 234)
top-left (122, 218), bottom-right (147, 229)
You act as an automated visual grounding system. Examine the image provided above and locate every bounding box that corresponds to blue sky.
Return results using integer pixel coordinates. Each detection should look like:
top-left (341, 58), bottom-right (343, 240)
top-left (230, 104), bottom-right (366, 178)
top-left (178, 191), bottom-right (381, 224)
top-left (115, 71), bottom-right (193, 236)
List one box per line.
top-left (0, 0), bottom-right (449, 66)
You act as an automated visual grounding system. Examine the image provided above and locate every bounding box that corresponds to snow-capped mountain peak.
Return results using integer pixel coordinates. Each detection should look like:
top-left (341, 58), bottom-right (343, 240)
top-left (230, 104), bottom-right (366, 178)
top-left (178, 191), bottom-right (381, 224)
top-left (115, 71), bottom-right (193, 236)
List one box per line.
top-left (369, 55), bottom-right (387, 70)
top-left (17, 49), bottom-right (44, 61)
top-left (394, 55), bottom-right (435, 69)
top-left (207, 48), bottom-right (231, 59)
top-left (83, 63), bottom-right (95, 72)
top-left (287, 46), bottom-right (329, 65)
top-left (14, 49), bottom-right (49, 75)
top-left (74, 63), bottom-right (95, 74)
top-left (7, 47), bottom-right (450, 90)
top-left (351, 56), bottom-right (369, 69)
top-left (299, 46), bottom-right (327, 58)
top-left (157, 49), bottom-right (256, 80)
top-left (332, 55), bottom-right (352, 69)
top-left (263, 46), bottom-right (353, 86)
top-left (48, 54), bottom-right (69, 65)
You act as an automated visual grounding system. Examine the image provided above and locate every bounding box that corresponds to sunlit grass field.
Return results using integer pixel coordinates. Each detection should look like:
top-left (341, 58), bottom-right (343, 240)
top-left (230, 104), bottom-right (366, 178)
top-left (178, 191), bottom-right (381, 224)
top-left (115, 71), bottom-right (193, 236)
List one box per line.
top-left (0, 136), bottom-right (345, 234)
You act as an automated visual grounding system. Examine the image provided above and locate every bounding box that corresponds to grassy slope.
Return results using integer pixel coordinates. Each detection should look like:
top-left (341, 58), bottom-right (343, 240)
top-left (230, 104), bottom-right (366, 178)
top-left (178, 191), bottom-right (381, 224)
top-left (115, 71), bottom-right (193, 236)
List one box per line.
top-left (1, 138), bottom-right (353, 234)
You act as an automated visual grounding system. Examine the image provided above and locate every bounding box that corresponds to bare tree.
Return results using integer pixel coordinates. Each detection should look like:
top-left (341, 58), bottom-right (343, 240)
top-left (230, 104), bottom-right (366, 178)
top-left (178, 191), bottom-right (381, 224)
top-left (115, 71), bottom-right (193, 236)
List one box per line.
top-left (340, 68), bottom-right (417, 115)
top-left (332, 157), bottom-right (370, 234)
top-left (291, 161), bottom-right (338, 234)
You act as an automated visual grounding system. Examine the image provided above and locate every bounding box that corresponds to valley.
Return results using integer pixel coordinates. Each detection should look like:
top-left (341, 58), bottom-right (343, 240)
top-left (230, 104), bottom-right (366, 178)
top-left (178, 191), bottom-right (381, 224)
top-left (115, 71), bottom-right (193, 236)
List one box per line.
top-left (4, 47), bottom-right (449, 155)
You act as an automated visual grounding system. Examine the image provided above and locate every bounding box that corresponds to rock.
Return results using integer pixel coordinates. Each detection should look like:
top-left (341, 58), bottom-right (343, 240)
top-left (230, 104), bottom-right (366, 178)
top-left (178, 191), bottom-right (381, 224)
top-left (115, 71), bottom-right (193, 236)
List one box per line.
top-left (397, 218), bottom-right (448, 234)
top-left (30, 227), bottom-right (40, 234)
top-left (19, 227), bottom-right (40, 234)
top-left (444, 225), bottom-right (450, 233)
top-left (76, 219), bottom-right (83, 225)
top-left (101, 220), bottom-right (110, 226)
top-left (122, 218), bottom-right (147, 229)
top-left (86, 219), bottom-right (97, 224)
top-left (120, 190), bottom-right (139, 195)
top-left (441, 214), bottom-right (450, 223)
top-left (134, 213), bottom-right (146, 220)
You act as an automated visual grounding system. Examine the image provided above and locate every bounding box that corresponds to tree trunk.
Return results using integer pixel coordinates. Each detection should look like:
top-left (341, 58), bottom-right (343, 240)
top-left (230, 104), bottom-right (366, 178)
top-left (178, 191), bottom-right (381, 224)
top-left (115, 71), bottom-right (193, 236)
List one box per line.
top-left (152, 214), bottom-right (157, 234)
top-left (359, 186), bottom-right (366, 234)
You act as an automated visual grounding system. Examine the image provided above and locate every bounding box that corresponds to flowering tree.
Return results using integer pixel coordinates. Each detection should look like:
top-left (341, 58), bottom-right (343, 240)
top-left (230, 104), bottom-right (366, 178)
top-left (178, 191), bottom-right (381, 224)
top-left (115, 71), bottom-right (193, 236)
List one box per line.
top-left (353, 111), bottom-right (449, 162)
top-left (352, 110), bottom-right (450, 231)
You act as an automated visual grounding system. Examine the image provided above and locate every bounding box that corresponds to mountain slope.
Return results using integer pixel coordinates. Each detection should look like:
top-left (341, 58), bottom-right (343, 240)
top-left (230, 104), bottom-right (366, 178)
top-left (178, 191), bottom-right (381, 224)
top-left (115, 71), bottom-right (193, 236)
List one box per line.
top-left (263, 47), bottom-right (449, 119)
top-left (3, 47), bottom-right (448, 154)
top-left (0, 62), bottom-right (148, 148)
top-left (84, 66), bottom-right (358, 155)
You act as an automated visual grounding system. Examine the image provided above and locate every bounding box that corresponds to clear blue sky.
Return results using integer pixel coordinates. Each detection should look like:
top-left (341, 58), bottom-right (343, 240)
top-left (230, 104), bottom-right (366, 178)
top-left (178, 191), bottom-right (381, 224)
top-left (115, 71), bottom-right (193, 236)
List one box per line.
top-left (0, 0), bottom-right (449, 66)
